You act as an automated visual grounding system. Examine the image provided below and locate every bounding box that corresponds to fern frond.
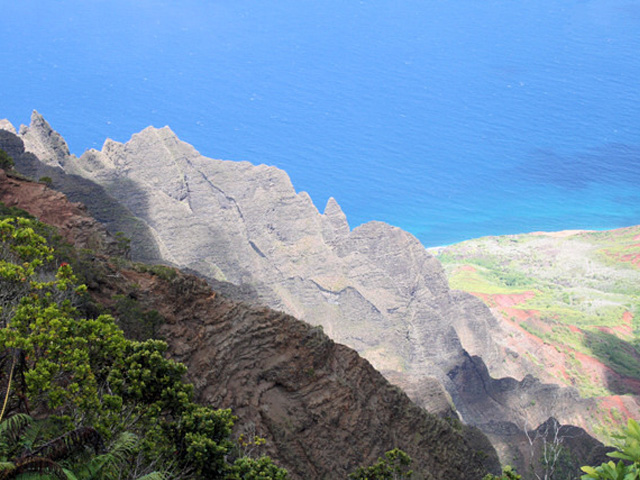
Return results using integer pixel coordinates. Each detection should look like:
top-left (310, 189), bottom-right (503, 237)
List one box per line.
top-left (105, 431), bottom-right (137, 465)
top-left (61, 468), bottom-right (79, 480)
top-left (18, 418), bottom-right (44, 453)
top-left (136, 472), bottom-right (166, 480)
top-left (0, 456), bottom-right (67, 480)
top-left (79, 431), bottom-right (138, 480)
top-left (31, 427), bottom-right (103, 462)
top-left (0, 414), bottom-right (33, 456)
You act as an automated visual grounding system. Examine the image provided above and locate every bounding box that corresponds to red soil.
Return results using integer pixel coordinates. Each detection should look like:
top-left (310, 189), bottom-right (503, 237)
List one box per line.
top-left (472, 290), bottom-right (640, 398)
top-left (471, 291), bottom-right (535, 308)
top-left (492, 291), bottom-right (536, 307)
top-left (615, 310), bottom-right (635, 336)
top-left (471, 291), bottom-right (539, 323)
top-left (598, 395), bottom-right (639, 423)
top-left (620, 252), bottom-right (640, 267)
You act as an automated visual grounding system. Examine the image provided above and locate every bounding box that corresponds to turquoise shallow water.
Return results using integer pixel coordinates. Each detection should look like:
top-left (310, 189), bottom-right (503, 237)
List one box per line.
top-left (1, 0), bottom-right (639, 246)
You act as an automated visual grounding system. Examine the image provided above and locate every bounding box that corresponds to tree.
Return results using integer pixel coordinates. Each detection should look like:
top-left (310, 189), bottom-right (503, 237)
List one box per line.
top-left (226, 456), bottom-right (289, 480)
top-left (512, 388), bottom-right (576, 480)
top-left (348, 448), bottom-right (413, 480)
top-left (0, 215), bottom-right (288, 479)
top-left (0, 150), bottom-right (13, 171)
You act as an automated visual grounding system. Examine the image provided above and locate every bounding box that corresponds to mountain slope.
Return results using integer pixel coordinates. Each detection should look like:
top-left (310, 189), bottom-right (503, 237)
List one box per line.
top-left (436, 229), bottom-right (640, 441)
top-left (0, 162), bottom-right (500, 479)
top-left (7, 113), bottom-right (503, 412)
top-left (0, 112), bottom-right (612, 477)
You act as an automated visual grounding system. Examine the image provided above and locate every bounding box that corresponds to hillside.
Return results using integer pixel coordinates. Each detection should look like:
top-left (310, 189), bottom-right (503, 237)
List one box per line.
top-left (0, 112), bottom-right (615, 478)
top-left (0, 165), bottom-right (500, 478)
top-left (436, 228), bottom-right (640, 441)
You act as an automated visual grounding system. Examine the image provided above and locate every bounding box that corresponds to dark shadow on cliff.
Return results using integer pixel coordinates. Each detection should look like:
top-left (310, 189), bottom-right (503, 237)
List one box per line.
top-left (447, 353), bottom-right (607, 479)
top-left (0, 129), bottom-right (162, 264)
top-left (582, 328), bottom-right (640, 396)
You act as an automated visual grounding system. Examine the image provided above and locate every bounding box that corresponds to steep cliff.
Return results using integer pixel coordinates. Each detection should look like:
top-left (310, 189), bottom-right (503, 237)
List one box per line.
top-left (0, 112), bottom-right (609, 476)
top-left (7, 113), bottom-right (506, 397)
top-left (0, 166), bottom-right (500, 479)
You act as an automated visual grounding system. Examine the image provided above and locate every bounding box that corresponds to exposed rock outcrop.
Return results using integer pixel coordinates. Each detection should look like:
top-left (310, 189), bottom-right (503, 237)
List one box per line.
top-left (0, 125), bottom-right (163, 263)
top-left (0, 166), bottom-right (501, 479)
top-left (0, 112), bottom-right (608, 476)
top-left (116, 269), bottom-right (500, 480)
top-left (9, 114), bottom-right (504, 403)
top-left (0, 167), bottom-right (118, 255)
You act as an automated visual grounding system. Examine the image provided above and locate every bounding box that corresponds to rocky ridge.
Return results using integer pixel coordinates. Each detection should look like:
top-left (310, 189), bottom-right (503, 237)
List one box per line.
top-left (0, 112), bottom-right (609, 475)
top-left (0, 164), bottom-right (500, 479)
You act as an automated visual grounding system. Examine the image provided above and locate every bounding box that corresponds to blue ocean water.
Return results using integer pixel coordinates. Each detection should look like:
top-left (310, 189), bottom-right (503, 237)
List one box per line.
top-left (1, 0), bottom-right (639, 246)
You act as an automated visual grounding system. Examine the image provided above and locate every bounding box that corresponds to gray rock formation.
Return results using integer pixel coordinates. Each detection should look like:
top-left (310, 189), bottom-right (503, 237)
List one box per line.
top-left (0, 120), bottom-right (15, 135)
top-left (1, 112), bottom-right (604, 475)
top-left (12, 114), bottom-right (502, 401)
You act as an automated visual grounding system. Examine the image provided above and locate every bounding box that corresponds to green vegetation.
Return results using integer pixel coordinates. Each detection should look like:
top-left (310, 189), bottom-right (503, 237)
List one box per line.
top-left (0, 149), bottom-right (14, 170)
top-left (348, 448), bottom-right (413, 479)
top-left (131, 262), bottom-right (177, 282)
top-left (581, 418), bottom-right (640, 479)
top-left (0, 216), bottom-right (289, 479)
top-left (439, 252), bottom-right (532, 295)
top-left (483, 465), bottom-right (521, 480)
top-left (0, 202), bottom-right (34, 220)
top-left (437, 228), bottom-right (640, 398)
top-left (110, 294), bottom-right (163, 341)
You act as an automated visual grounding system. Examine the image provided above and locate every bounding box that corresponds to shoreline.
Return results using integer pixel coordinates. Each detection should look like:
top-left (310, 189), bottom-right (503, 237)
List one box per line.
top-left (424, 225), bottom-right (640, 253)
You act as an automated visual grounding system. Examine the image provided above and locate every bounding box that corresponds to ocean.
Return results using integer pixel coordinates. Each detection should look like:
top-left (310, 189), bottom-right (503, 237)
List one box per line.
top-left (1, 0), bottom-right (639, 246)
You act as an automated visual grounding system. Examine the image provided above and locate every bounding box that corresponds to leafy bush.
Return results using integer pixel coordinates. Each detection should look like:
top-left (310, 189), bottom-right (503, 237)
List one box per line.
top-left (0, 216), bottom-right (288, 479)
top-left (0, 149), bottom-right (13, 170)
top-left (483, 465), bottom-right (521, 480)
top-left (348, 448), bottom-right (413, 479)
top-left (581, 419), bottom-right (640, 479)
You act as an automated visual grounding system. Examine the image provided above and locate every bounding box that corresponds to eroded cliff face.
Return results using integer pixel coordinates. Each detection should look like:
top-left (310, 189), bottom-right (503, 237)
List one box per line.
top-left (0, 169), bottom-right (118, 255)
top-left (0, 113), bottom-right (607, 475)
top-left (0, 167), bottom-right (500, 479)
top-left (106, 269), bottom-right (499, 480)
top-left (6, 114), bottom-right (504, 398)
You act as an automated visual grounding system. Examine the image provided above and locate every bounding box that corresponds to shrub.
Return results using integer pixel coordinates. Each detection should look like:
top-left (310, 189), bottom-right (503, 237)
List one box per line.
top-left (0, 149), bottom-right (13, 170)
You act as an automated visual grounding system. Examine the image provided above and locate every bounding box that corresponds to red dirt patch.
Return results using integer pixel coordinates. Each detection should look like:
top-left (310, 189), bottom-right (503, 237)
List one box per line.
top-left (459, 265), bottom-right (477, 272)
top-left (491, 291), bottom-right (536, 308)
top-left (471, 291), bottom-right (539, 323)
top-left (599, 396), bottom-right (632, 419)
top-left (470, 291), bottom-right (535, 308)
top-left (620, 253), bottom-right (640, 267)
top-left (610, 310), bottom-right (634, 338)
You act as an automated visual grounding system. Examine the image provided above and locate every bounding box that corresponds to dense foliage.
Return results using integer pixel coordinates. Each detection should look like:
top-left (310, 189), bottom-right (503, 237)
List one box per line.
top-left (0, 149), bottom-right (13, 170)
top-left (0, 216), bottom-right (288, 479)
top-left (348, 448), bottom-right (413, 480)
